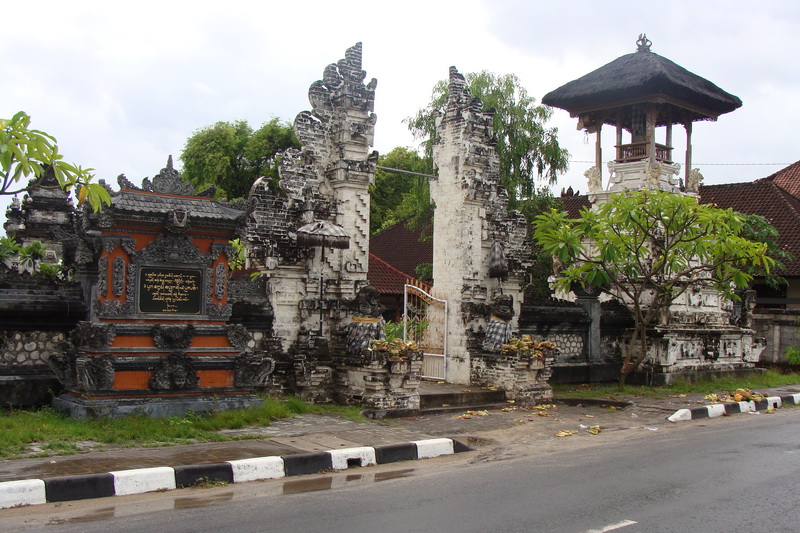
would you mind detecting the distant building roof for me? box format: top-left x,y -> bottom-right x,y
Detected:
700,171 -> 800,277
370,222 -> 432,278
560,194 -> 591,219
367,253 -> 412,296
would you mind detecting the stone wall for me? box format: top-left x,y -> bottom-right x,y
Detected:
751,309 -> 800,363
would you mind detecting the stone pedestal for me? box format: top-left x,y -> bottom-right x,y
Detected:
470,350 -> 554,403
334,351 -> 422,416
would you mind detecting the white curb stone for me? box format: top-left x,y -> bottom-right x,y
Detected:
0,479 -> 47,509
788,394 -> 800,405
667,408 -> 693,422
111,467 -> 176,496
328,447 -> 377,470
228,456 -> 285,483
737,401 -> 756,413
765,396 -> 782,408
413,438 -> 454,459
707,404 -> 726,418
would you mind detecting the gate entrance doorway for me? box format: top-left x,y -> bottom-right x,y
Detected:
403,280 -> 448,380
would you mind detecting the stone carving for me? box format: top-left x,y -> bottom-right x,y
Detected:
112,257 -> 125,296
139,156 -> 195,196
645,160 -> 661,188
71,322 -> 117,349
227,324 -> 252,350
234,351 -> 276,387
75,354 -> 115,391
346,285 -> 386,355
167,209 -> 190,234
152,324 -> 195,349
685,168 -> 704,193
482,295 -> 515,353
47,352 -> 78,388
117,174 -> 138,190
97,256 -> 108,295
207,302 -> 233,319
149,351 -> 199,390
215,263 -> 226,300
740,289 -> 757,328
135,233 -> 208,265
488,241 -> 508,280
585,166 -> 602,192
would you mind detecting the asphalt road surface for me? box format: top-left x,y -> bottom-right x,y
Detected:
5,408 -> 800,533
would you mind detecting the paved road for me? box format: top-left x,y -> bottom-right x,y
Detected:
5,407 -> 799,532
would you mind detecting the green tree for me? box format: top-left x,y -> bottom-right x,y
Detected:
533,190 -> 774,386
370,147 -> 433,235
739,213 -> 793,290
180,118 -> 299,199
406,71 -> 569,206
1,111 -> 110,211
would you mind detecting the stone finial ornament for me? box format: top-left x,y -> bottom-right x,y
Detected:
636,33 -> 652,52
685,168 -> 704,193
584,166 -> 602,192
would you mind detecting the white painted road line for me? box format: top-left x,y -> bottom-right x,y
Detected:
584,519 -> 638,533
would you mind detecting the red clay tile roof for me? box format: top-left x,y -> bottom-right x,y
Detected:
700,175 -> 800,277
369,222 -> 433,278
765,160 -> 800,199
560,194 -> 592,219
367,253 -> 414,295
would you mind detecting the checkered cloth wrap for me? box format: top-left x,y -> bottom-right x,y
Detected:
482,316 -> 513,353
347,316 -> 386,354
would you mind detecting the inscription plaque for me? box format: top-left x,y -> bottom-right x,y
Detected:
139,267 -> 203,314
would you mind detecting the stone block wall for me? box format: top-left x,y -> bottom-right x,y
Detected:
751,309 -> 800,363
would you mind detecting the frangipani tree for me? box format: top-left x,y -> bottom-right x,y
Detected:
533,190 -> 774,385
1,111 -> 110,211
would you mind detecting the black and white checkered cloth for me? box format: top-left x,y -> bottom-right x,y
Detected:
482,316 -> 512,353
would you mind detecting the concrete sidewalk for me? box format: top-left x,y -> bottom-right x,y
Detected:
2,384 -> 799,509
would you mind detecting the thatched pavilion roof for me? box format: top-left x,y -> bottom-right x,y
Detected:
542,35 -> 742,126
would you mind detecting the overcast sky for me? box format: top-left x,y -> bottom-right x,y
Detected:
3,0 -> 799,217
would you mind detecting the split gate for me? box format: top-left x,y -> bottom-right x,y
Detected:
403,280 -> 448,380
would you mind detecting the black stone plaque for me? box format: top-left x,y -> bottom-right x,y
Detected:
139,267 -> 203,314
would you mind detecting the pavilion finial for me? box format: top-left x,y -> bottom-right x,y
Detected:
636,33 -> 652,52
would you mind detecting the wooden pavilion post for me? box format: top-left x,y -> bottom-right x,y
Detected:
646,105 -> 657,166
595,122 -> 603,177
684,121 -> 693,185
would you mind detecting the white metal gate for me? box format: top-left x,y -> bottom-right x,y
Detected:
403,280 -> 448,380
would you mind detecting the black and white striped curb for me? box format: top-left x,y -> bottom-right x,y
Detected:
667,393 -> 800,423
0,438 -> 470,509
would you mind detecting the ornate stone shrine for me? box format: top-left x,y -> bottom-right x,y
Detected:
50,158 -> 273,417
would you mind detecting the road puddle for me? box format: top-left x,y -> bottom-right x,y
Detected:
283,468 -> 415,494
174,491 -> 235,509
38,468 -> 417,524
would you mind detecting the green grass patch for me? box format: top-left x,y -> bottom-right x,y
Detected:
0,396 -> 364,460
553,370 -> 800,400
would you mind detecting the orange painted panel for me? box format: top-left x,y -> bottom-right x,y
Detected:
197,370 -> 233,388
114,371 -> 151,390
191,336 -> 231,348
112,336 -> 156,348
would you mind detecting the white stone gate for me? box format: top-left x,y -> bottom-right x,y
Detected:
403,280 -> 448,380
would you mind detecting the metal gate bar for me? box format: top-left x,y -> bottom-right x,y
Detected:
403,281 -> 448,380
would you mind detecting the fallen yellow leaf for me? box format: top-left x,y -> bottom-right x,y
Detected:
555,430 -> 577,437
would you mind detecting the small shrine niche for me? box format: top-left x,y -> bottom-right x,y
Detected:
543,34 -> 742,196
50,157 -> 273,418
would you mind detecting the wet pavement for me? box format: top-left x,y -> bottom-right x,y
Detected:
2,384 -> 798,483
